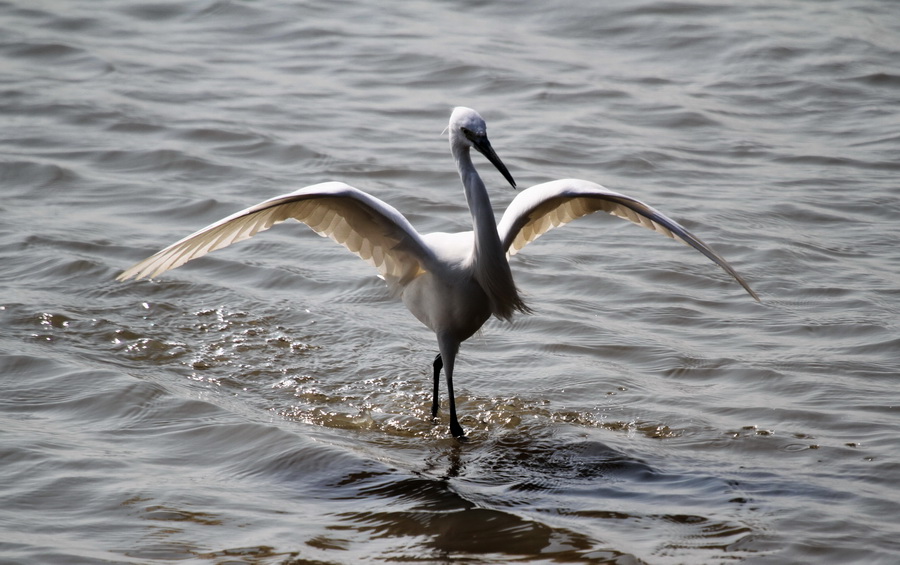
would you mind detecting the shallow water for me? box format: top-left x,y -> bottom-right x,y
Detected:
2,0 -> 899,563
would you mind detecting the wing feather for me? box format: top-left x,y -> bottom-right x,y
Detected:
497,179 -> 758,300
117,182 -> 434,286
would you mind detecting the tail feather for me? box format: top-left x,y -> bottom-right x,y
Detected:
474,255 -> 531,321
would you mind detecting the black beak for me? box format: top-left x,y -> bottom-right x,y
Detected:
468,133 -> 517,189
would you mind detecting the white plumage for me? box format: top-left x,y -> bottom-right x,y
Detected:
119,107 -> 757,438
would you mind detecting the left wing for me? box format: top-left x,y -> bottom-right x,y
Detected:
497,179 -> 759,300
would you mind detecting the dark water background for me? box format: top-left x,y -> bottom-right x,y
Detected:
2,1 -> 899,563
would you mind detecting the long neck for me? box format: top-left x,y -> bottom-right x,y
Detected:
453,144 -> 530,320
455,148 -> 502,260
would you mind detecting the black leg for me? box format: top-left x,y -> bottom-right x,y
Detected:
431,353 -> 442,419
446,370 -> 465,439
436,337 -> 465,439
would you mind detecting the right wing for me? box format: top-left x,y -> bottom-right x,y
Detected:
117,182 -> 435,286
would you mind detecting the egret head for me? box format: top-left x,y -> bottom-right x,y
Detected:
449,107 -> 516,189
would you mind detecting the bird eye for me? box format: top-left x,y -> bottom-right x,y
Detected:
460,127 -> 478,141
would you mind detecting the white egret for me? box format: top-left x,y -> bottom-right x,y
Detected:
118,107 -> 758,438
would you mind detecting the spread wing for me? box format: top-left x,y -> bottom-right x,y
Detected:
117,182 -> 434,286
497,179 -> 758,300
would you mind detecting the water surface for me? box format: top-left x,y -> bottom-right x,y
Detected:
2,1 -> 899,563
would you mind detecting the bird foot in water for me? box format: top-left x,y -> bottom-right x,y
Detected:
431,412 -> 467,440
450,421 -> 467,440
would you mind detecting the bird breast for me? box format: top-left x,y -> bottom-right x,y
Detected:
400,230 -> 491,342
401,270 -> 492,342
